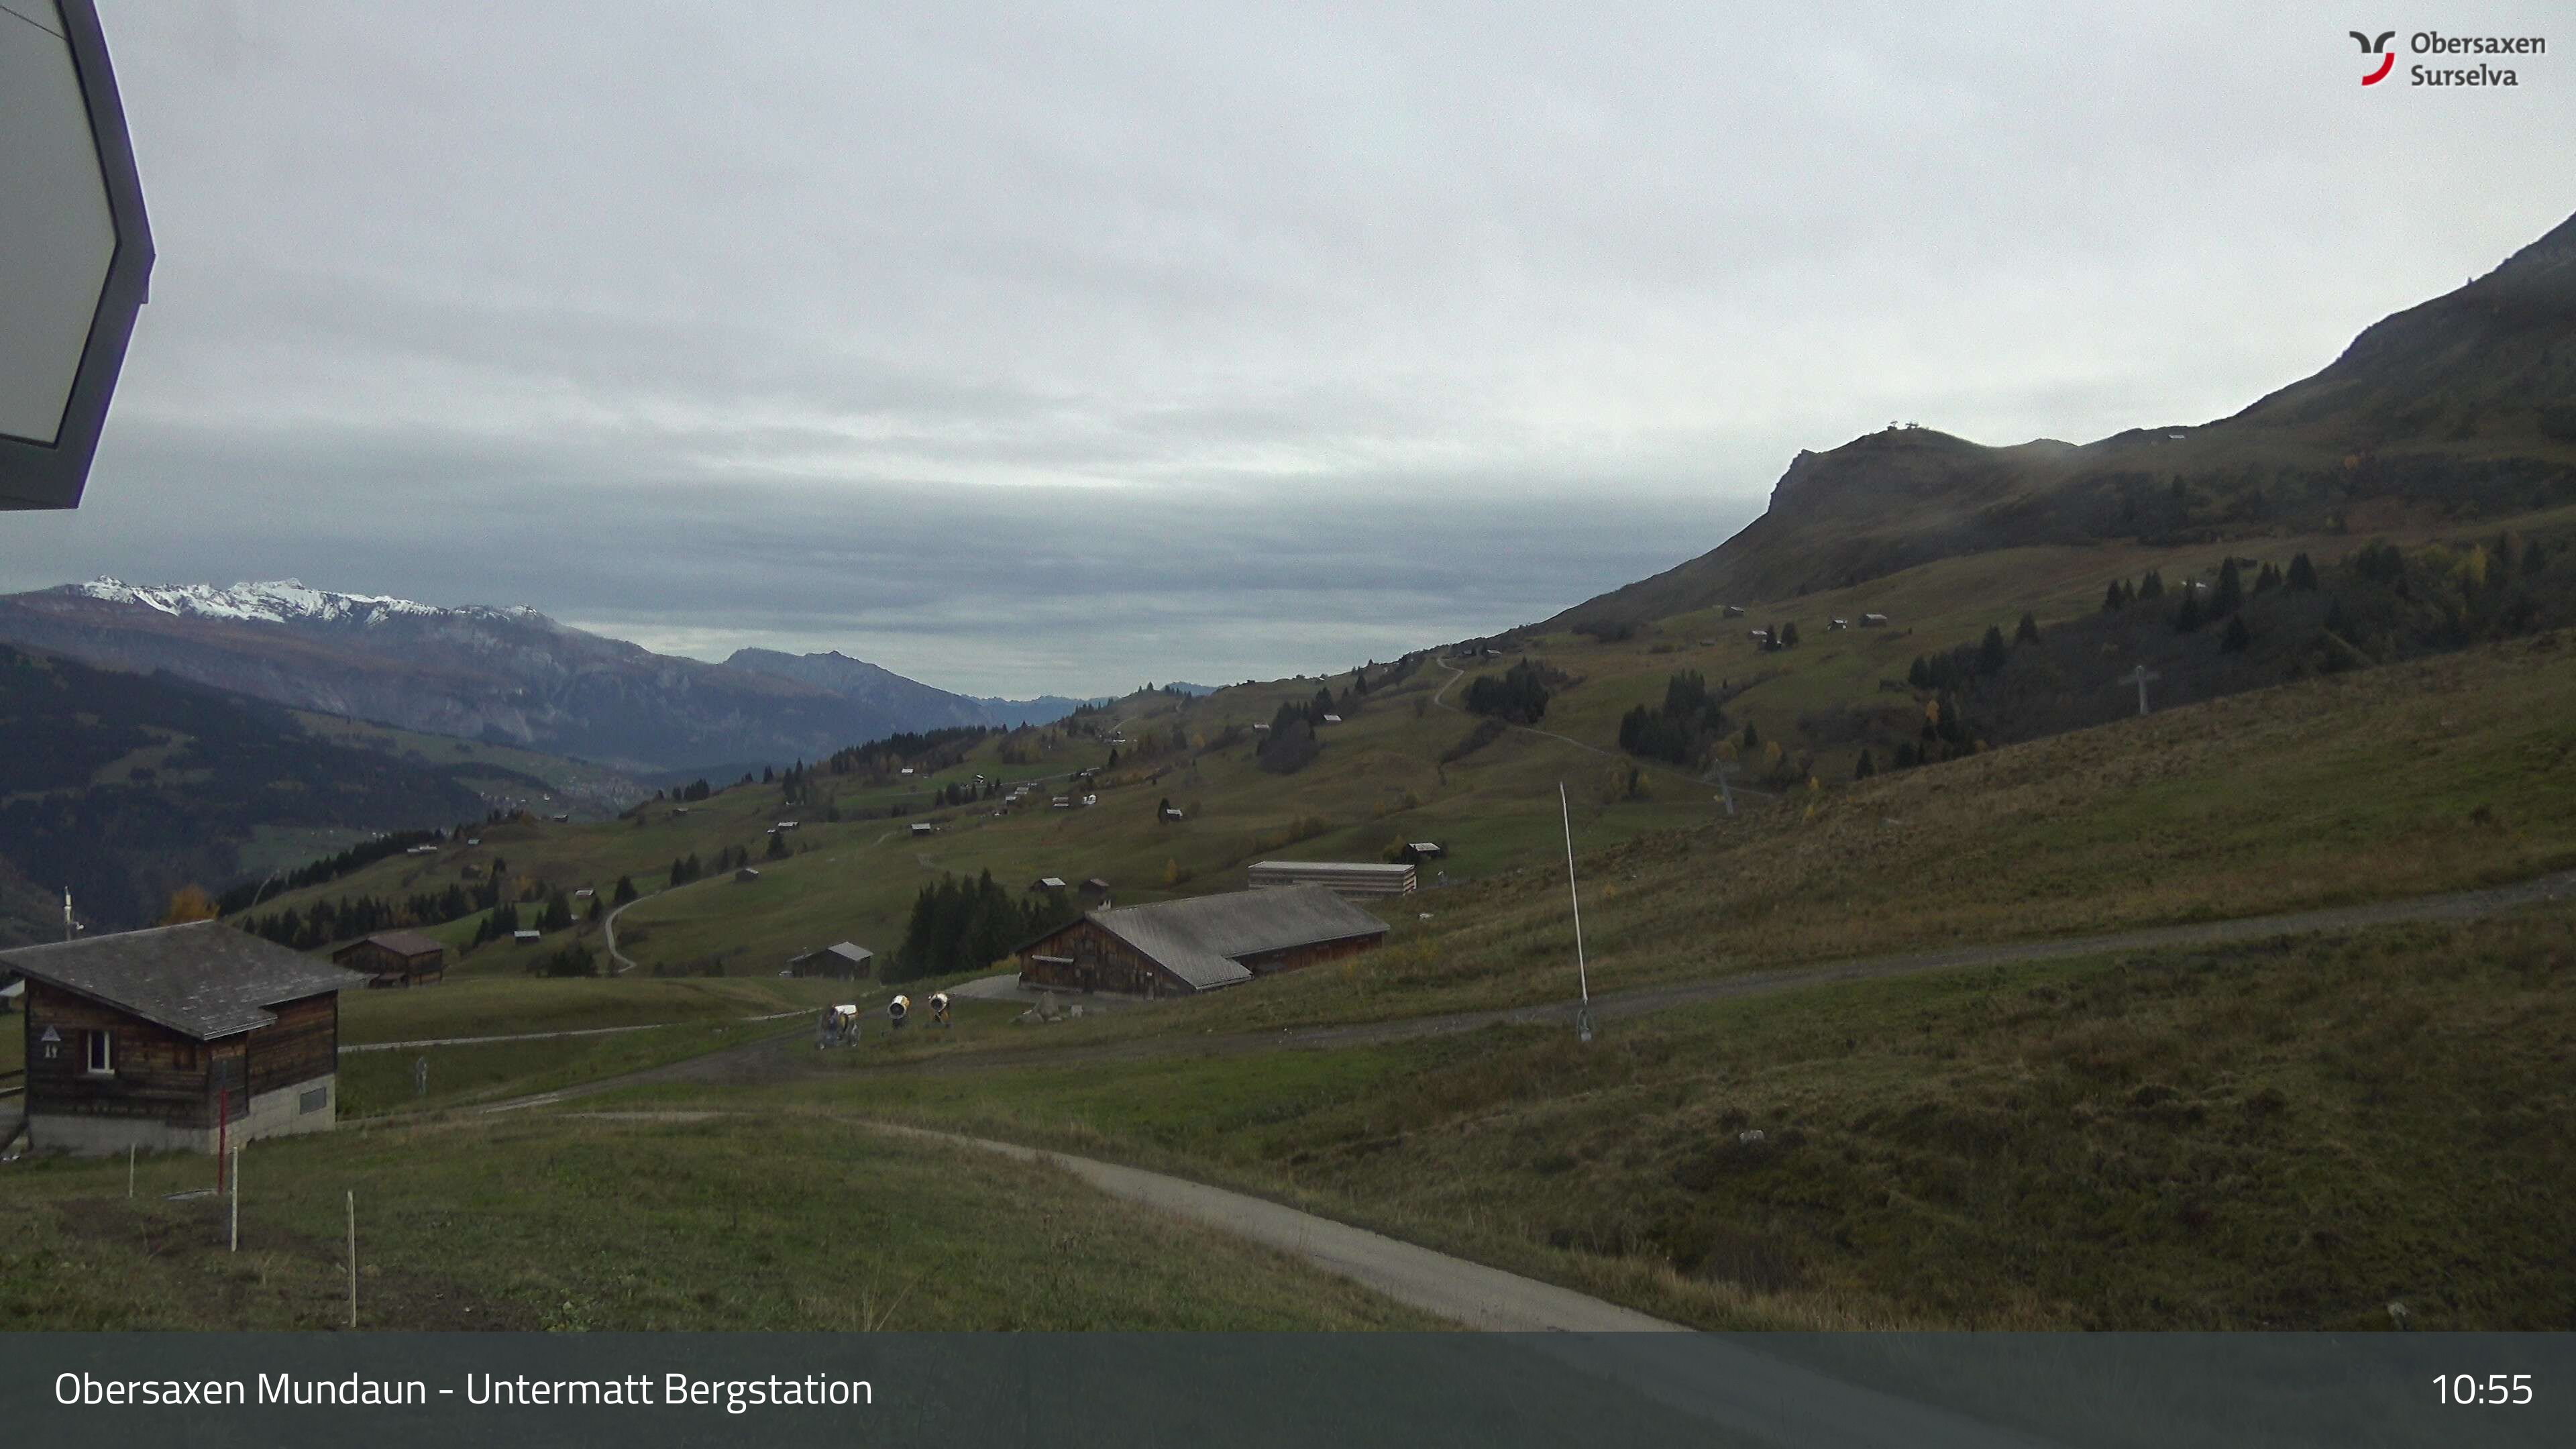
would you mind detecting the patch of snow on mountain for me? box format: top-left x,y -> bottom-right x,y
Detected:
65,578 -> 541,627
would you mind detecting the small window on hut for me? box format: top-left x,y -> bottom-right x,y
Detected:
299,1085 -> 330,1116
83,1030 -> 114,1075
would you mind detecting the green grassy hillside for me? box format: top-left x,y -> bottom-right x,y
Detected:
239,504 -> 2576,1010
0,1113 -> 1439,1330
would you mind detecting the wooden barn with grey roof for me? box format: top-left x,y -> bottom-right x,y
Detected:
1014,885 -> 1389,997
331,928 -> 447,988
3,920 -> 365,1157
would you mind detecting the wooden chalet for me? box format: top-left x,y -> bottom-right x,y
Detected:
1015,885 -> 1388,998
330,929 -> 447,989
788,943 -> 873,979
3,920 -> 365,1157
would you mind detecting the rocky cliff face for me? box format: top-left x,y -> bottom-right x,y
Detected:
0,580 -> 1013,771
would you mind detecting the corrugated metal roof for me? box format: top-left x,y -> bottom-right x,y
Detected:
1091,886 -> 1388,991
0,920 -> 366,1041
1248,860 -> 1417,880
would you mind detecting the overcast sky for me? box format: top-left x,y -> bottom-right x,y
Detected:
3,3 -> 2569,696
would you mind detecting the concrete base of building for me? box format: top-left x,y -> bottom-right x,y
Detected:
26,1075 -> 339,1157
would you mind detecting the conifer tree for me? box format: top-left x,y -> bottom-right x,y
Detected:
2212,558 -> 2244,616
2286,552 -> 2318,591
2174,590 -> 2202,632
1978,625 -> 2009,674
2221,614 -> 2251,653
2102,580 -> 2126,612
1854,749 -> 1876,780
2139,569 -> 2165,600
2014,611 -> 2041,646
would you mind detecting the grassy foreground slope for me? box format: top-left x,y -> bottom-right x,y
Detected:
745,906 -> 2576,1332
0,1113 -> 1440,1331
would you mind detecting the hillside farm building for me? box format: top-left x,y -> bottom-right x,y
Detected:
3,922 -> 364,1156
1861,613 -> 1889,627
1015,886 -> 1388,997
789,943 -> 873,979
1247,860 -> 1417,897
330,930 -> 446,989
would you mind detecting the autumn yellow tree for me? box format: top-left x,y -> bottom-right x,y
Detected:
161,885 -> 220,924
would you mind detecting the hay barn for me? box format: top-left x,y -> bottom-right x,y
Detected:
1014,886 -> 1388,997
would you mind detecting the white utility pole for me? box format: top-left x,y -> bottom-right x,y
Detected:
1558,784 -> 1593,1042
2122,664 -> 2162,716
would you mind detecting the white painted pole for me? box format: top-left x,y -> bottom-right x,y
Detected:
1558,783 -> 1590,1008
346,1190 -> 358,1328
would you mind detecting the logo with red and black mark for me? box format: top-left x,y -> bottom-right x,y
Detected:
2351,29 -> 2548,87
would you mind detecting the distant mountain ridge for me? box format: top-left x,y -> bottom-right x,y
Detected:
0,579 -> 1076,772
1553,209 -> 2576,628
721,647 -> 1087,730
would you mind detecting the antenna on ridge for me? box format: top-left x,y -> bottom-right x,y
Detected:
1559,783 -> 1593,1043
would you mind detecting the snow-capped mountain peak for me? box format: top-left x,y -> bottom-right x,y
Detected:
64,577 -> 541,627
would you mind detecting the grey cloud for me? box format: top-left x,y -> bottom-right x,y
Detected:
3,3 -> 2567,696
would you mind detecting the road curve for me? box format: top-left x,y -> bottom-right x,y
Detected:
867,1120 -> 1675,1330
855,1120 -> 2048,1446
